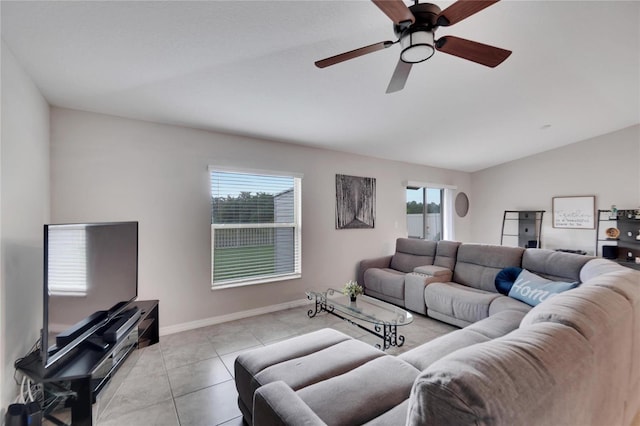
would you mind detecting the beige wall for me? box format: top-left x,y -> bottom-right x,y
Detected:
1,41 -> 50,413
470,125 -> 640,254
50,107 -> 472,331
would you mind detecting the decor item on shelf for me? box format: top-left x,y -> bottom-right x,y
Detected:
636,230 -> 640,241
606,227 -> 620,239
635,209 -> 640,219
342,280 -> 363,302
610,204 -> 618,219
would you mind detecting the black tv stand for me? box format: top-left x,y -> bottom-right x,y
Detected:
84,336 -> 109,351
102,306 -> 141,343
16,300 -> 159,426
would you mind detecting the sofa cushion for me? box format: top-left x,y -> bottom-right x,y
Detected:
407,322 -> 595,426
522,249 -> 593,282
399,310 -> 525,371
519,282 -> 634,426
255,339 -> 384,392
488,295 -> 532,316
390,239 -> 437,273
424,281 -> 501,324
414,265 -> 452,277
433,240 -> 461,270
453,244 -> 525,292
520,284 -> 631,342
364,268 -> 405,299
494,266 -> 522,295
507,269 -> 579,306
362,400 -> 409,426
297,355 -> 420,426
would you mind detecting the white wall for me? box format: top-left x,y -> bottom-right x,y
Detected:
471,125 -> 640,254
50,107 -> 472,331
0,41 -> 50,413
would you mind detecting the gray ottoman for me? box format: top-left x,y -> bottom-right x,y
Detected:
234,328 -> 420,425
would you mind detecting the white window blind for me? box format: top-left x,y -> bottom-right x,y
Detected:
47,227 -> 88,296
209,168 -> 302,288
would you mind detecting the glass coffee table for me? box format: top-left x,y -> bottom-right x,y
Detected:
306,288 -> 413,350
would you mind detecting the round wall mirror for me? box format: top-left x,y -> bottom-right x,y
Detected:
455,192 -> 469,217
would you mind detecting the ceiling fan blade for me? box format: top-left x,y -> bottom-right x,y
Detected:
435,35 -> 511,68
315,41 -> 394,69
386,59 -> 412,94
372,0 -> 415,24
437,0 -> 499,26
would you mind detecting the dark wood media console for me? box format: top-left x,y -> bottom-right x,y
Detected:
16,300 -> 159,426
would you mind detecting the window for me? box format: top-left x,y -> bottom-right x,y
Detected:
406,183 -> 455,241
209,167 -> 302,288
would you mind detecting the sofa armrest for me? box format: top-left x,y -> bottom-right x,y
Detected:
413,265 -> 453,281
254,381 -> 327,426
357,255 -> 393,287
404,269 -> 453,315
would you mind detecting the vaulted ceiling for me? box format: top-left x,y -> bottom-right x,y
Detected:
2,1 -> 639,172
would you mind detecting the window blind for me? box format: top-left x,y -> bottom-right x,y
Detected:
209,169 -> 302,287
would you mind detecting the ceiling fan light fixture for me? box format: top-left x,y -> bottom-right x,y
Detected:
400,28 -> 435,63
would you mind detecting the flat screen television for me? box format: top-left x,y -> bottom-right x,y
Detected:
42,221 -> 138,368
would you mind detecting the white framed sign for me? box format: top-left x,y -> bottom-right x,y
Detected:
552,196 -> 595,229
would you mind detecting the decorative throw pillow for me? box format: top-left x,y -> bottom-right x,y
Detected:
495,267 -> 523,295
508,269 -> 579,306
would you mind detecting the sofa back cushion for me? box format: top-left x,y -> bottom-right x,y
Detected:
453,244 -> 525,292
519,282 -> 633,426
433,240 -> 461,270
407,322 -> 595,426
390,238 -> 437,273
522,249 -> 593,282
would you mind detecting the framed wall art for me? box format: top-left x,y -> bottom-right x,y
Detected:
336,174 -> 376,229
552,195 -> 595,229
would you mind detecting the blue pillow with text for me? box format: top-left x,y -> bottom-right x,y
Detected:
495,267 -> 523,295
508,269 -> 579,306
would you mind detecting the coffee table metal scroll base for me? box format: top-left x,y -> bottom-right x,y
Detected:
306,291 -> 405,351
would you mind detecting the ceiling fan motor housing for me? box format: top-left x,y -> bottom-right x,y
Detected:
395,3 -> 441,63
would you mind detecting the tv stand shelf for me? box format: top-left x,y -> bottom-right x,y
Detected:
16,300 -> 159,426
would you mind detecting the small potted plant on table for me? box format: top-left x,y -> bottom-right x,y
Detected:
343,280 -> 364,303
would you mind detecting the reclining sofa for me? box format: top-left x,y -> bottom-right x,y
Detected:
235,240 -> 640,426
358,238 -> 592,327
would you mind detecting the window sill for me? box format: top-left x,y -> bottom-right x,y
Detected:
211,273 -> 302,290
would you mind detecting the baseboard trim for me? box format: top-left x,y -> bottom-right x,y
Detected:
159,298 -> 309,336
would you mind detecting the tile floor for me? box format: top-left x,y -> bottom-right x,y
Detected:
45,304 -> 457,426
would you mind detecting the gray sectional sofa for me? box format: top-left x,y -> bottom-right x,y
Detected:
235,240 -> 640,425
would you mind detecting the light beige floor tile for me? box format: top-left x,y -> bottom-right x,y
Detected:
97,399 -> 179,426
167,357 -> 232,397
161,328 -> 210,348
127,344 -> 166,379
209,330 -> 262,355
99,373 -> 173,421
174,380 -> 241,426
217,416 -> 244,426
162,340 -> 217,370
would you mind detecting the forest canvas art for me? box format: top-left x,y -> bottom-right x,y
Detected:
335,174 -> 376,229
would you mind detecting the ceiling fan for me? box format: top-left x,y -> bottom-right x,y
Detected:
315,0 -> 512,93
